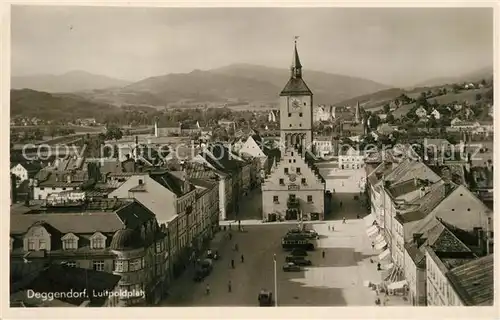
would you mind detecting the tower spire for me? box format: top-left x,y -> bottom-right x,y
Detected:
355,101 -> 361,123
291,36 -> 302,79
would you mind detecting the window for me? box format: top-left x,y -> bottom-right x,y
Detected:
289,124 -> 292,127
307,195 -> 313,203
156,242 -> 162,253
91,237 -> 105,249
52,187 -> 56,190
40,187 -> 45,190
66,261 -> 77,268
39,239 -> 47,250
299,123 -> 302,127
63,239 -> 77,250
129,258 -> 142,271
289,194 -> 296,201
296,168 -> 301,174
289,160 -> 291,163
303,102 -> 306,106
279,178 -> 284,185
301,178 -> 306,185
293,159 -> 296,163
62,187 -> 66,191
93,260 -> 105,271
27,239 -> 36,251
114,260 -> 127,272
90,232 -> 107,250
273,196 -> 279,203
299,113 -> 303,117
284,168 -> 289,174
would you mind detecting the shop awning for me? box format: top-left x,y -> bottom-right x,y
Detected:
363,213 -> 376,227
387,280 -> 408,290
378,249 -> 390,260
375,240 -> 387,250
366,225 -> 378,237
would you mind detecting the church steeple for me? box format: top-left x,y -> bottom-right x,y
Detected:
355,101 -> 361,124
291,37 -> 302,79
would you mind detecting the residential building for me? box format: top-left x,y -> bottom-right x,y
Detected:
430,109 -> 441,120
10,162 -> 43,185
415,106 -> 427,118
218,119 -> 236,130
107,170 -> 197,278
153,118 -> 181,137
425,246 -> 492,306
238,135 -> 268,169
261,39 -> 326,221
312,136 -> 333,157
338,145 -> 365,170
10,199 -> 168,306
188,174 -> 220,247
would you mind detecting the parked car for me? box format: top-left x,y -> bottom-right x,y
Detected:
286,229 -> 319,240
282,262 -> 301,272
258,290 -> 273,306
285,256 -> 312,266
290,248 -> 308,257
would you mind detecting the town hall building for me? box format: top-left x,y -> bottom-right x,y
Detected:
261,39 -> 326,221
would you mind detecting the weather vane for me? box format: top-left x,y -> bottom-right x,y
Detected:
294,35 -> 300,43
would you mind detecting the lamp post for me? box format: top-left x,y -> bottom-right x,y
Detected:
273,253 -> 278,307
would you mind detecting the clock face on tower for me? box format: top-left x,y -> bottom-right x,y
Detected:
290,97 -> 301,110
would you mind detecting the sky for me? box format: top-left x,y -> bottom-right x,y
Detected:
11,6 -> 494,87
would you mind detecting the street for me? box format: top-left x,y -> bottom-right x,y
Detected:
160,194 -> 401,306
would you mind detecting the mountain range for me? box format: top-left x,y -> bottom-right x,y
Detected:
410,66 -> 493,88
11,70 -> 131,93
10,64 -> 493,108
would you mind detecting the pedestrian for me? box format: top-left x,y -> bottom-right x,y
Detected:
228,280 -> 232,293
328,225 -> 331,231
229,232 -> 232,240
241,254 -> 244,263
331,224 -> 335,231
234,243 -> 239,251
340,201 -> 343,208
231,259 -> 235,269
206,284 -> 210,295
322,251 -> 325,258
371,242 -> 375,250
342,217 -> 346,224
357,214 -> 360,219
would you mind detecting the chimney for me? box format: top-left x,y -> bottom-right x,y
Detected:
11,174 -> 17,205
67,175 -> 72,184
414,177 -> 418,186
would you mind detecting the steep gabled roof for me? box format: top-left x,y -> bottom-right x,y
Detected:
280,78 -> 313,96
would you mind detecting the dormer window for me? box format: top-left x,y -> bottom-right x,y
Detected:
90,232 -> 107,250
62,233 -> 79,250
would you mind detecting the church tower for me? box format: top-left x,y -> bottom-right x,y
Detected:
279,39 -> 313,151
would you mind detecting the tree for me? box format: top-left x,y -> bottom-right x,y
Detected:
475,93 -> 482,101
481,79 -> 487,86
386,113 -> 395,124
382,104 -> 390,114
105,126 -> 123,141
